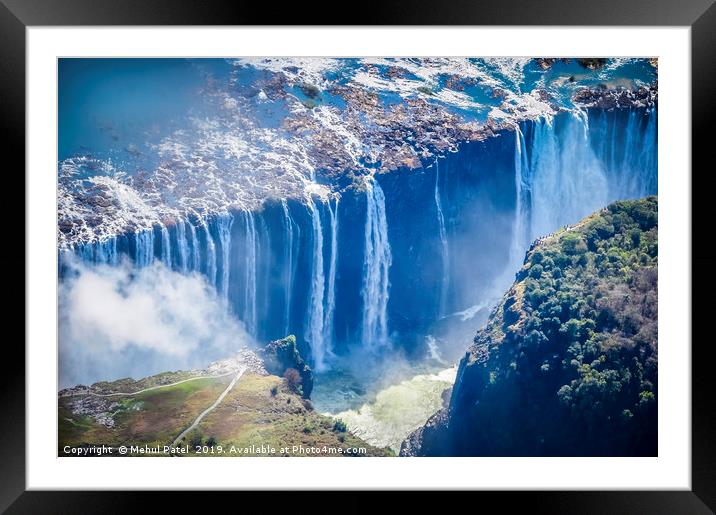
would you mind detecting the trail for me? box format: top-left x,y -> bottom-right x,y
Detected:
172,367 -> 246,447
80,371 -> 237,398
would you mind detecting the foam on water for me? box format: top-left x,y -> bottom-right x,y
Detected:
325,366 -> 457,452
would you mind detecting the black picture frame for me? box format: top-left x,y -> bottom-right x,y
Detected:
2,0 -> 713,511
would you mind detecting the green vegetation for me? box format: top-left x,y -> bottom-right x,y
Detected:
299,83 -> 321,99
259,335 -> 314,398
193,374 -> 391,456
58,375 -> 233,454
416,86 -> 434,96
58,369 -> 389,457
448,197 -> 657,456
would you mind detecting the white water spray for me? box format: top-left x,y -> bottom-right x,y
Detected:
529,112 -> 608,240
135,229 -> 154,268
305,197 -> 327,369
186,220 -> 200,272
508,125 -> 531,270
242,210 -> 257,337
216,212 -> 234,305
175,220 -> 189,273
160,224 -> 172,267
434,158 -> 449,316
324,197 -> 340,347
281,199 -> 295,336
361,176 -> 392,350
203,220 -> 217,288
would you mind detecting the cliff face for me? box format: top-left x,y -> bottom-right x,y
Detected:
402,197 -> 658,456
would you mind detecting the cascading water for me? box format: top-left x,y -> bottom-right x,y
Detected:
160,224 -> 172,267
63,107 -> 657,369
434,158 -> 449,316
187,220 -> 200,272
135,229 -> 154,268
175,219 -> 189,273
527,111 -> 609,241
281,199 -> 296,336
589,106 -> 657,199
80,237 -> 118,265
324,197 -> 339,348
203,220 -> 217,288
508,125 -> 531,269
361,176 -> 392,351
305,197 -> 328,369
242,209 -> 258,337
216,212 -> 234,305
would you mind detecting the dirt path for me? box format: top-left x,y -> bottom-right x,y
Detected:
172,367 -> 246,447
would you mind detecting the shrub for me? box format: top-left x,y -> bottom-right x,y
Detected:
333,419 -> 348,432
283,368 -> 303,393
189,434 -> 202,448
270,385 -> 279,397
299,83 -> 321,99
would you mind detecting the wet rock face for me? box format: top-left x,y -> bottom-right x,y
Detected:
258,335 -> 314,398
399,408 -> 450,457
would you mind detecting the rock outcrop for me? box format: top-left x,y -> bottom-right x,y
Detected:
403,197 -> 658,456
258,335 -> 314,398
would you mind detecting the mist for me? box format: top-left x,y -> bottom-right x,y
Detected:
58,258 -> 252,389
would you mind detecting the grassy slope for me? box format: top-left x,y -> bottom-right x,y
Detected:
184,373 -> 390,456
59,372 -> 391,457
59,376 -> 232,452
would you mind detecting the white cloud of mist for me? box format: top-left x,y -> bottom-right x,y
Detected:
59,259 -> 252,389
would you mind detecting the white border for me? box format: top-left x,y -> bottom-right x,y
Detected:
27,27 -> 691,490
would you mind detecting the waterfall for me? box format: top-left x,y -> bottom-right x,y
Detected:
203,220 -> 217,287
160,224 -> 172,267
187,220 -> 200,272
258,216 -> 271,334
82,237 -> 117,265
508,125 -> 531,268
216,212 -> 234,305
243,210 -> 257,337
361,176 -> 392,350
529,112 -> 608,240
281,199 -> 295,336
134,228 -> 154,268
612,107 -> 657,198
305,196 -> 327,370
324,197 -> 340,348
434,158 -> 449,316
175,220 -> 189,273
640,107 -> 658,194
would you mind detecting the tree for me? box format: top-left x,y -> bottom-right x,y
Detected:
283,368 -> 303,394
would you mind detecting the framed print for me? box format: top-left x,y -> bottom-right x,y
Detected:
3,0 -> 715,511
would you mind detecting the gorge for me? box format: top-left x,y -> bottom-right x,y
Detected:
58,58 -> 658,455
